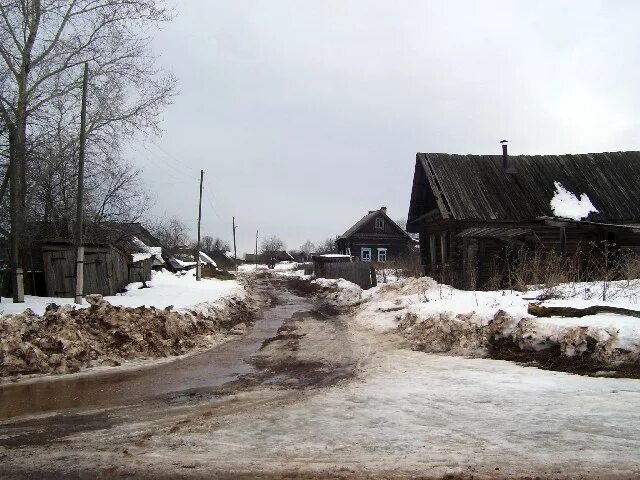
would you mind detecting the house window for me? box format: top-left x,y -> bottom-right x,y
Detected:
378,248 -> 388,262
375,217 -> 384,230
361,247 -> 372,262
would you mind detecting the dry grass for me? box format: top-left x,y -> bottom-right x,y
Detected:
487,242 -> 640,296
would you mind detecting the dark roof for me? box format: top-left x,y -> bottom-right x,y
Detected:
339,209 -> 414,240
97,222 -> 164,254
409,151 -> 640,225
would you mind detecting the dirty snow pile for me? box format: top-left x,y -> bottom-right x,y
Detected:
0,271 -> 254,377
550,181 -> 598,220
312,277 -> 363,305
352,277 -> 640,369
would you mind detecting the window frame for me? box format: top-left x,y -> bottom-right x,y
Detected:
361,247 -> 372,262
375,217 -> 384,230
377,248 -> 388,262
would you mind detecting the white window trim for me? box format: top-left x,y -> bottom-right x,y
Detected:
377,248 -> 388,262
361,247 -> 372,262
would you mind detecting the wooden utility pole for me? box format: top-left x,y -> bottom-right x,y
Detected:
255,230 -> 258,269
196,169 -> 204,281
232,216 -> 238,271
74,63 -> 89,305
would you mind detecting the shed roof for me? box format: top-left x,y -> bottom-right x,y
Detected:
409,151 -> 640,224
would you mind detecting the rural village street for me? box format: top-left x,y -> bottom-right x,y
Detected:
1,273 -> 640,479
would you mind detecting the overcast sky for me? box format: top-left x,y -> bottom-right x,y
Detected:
125,0 -> 640,255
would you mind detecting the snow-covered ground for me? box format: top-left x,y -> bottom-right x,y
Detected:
323,275 -> 640,364
0,269 -> 244,316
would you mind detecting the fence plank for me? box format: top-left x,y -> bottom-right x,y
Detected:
318,262 -> 375,289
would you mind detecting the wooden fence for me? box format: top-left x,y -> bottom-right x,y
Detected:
316,261 -> 377,290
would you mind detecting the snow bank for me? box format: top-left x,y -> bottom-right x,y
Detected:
0,270 -> 253,377
347,276 -> 640,367
550,181 -> 598,220
312,277 -> 363,305
0,269 -> 244,316
0,295 -> 255,377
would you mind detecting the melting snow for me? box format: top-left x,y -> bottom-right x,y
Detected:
550,181 -> 598,220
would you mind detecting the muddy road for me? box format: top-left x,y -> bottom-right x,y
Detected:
0,274 -> 370,478
0,279 -> 307,419
2,274 -> 640,480
0,275 -> 358,440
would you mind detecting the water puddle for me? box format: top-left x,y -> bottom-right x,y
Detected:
0,285 -> 312,421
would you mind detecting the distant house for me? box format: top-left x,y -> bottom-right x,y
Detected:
406,148 -> 640,288
170,248 -> 217,271
336,207 -> 416,262
244,251 -> 294,264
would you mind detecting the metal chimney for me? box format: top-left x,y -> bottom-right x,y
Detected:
501,140 -> 515,174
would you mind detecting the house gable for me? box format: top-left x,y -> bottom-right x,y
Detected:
339,209 -> 413,241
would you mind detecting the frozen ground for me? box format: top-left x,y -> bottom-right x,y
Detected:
1,273 -> 639,478
0,269 -> 244,316
145,348 -> 640,477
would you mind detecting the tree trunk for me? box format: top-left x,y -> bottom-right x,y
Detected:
9,120 -> 25,302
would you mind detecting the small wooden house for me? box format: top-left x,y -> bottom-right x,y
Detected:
406,148 -> 640,288
336,207 -> 416,262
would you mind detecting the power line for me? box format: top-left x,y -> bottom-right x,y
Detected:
150,141 -> 200,172
138,143 -> 199,182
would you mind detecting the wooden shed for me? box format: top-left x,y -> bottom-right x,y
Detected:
40,239 -> 131,297
406,148 -> 640,289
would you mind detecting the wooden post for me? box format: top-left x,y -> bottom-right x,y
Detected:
74,63 -> 89,304
255,230 -> 258,269
196,169 -> 203,281
232,216 -> 238,271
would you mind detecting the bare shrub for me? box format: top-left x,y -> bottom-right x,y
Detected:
486,242 -> 640,293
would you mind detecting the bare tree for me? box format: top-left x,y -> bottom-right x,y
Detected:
299,240 -> 315,260
315,237 -> 337,254
300,240 -> 315,254
201,235 -> 230,253
260,235 -> 285,255
149,217 -> 189,254
0,0 -> 176,300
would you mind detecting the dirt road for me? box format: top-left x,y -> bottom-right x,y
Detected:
1,274 -> 640,479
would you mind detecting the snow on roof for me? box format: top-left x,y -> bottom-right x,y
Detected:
132,252 -> 153,262
550,181 -> 599,221
199,251 -> 217,266
131,236 -> 163,260
319,254 -> 351,258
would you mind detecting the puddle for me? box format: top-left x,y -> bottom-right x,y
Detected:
0,283 -> 313,421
